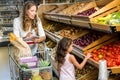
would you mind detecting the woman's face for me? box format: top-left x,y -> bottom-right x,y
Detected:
27,5 -> 37,19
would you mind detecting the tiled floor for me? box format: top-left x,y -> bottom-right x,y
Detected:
0,47 -> 11,80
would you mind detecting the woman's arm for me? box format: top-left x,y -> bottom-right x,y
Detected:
13,18 -> 20,37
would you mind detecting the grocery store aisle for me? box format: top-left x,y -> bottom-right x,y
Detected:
0,47 -> 11,80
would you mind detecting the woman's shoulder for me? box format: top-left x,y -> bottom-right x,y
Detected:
14,17 -> 21,22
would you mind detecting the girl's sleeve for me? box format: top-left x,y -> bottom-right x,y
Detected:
37,18 -> 45,37
13,18 -> 20,37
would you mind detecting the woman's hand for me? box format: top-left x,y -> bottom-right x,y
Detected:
26,32 -> 33,37
23,32 -> 33,39
30,36 -> 46,43
30,37 -> 39,42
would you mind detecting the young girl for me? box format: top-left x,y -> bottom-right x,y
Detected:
55,37 -> 92,80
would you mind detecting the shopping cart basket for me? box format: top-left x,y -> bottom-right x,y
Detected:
8,42 -> 53,80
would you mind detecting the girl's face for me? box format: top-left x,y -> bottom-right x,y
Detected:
67,43 -> 73,53
27,5 -> 37,19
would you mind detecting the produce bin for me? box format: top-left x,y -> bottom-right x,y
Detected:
71,16 -> 91,28
43,12 -> 51,20
85,37 -> 120,74
73,32 -> 118,52
89,0 -> 120,18
75,63 -> 98,80
54,27 -> 89,40
90,6 -> 120,32
58,14 -> 71,24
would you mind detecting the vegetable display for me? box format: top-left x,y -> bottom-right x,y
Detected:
73,32 -> 104,48
77,7 -> 97,16
92,12 -> 120,25
87,40 -> 120,67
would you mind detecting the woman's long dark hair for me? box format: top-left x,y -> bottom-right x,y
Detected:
55,37 -> 72,67
22,1 -> 38,32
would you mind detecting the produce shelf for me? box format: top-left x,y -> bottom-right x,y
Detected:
45,29 -> 99,68
86,37 -> 120,73
71,18 -> 91,29
43,12 -> 51,20
58,14 -> 71,24
45,30 -> 61,42
90,23 -> 117,33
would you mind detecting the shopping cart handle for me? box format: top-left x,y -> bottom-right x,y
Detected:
26,41 -> 35,44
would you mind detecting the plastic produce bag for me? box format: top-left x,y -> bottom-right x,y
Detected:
10,37 -> 32,62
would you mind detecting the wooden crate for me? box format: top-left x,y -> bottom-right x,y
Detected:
86,37 -> 120,73
71,19 -> 90,28
50,4 -> 69,13
73,1 -> 97,15
83,34 -> 118,51
77,69 -> 98,80
73,33 -> 118,52
43,12 -> 51,20
87,37 -> 119,52
89,0 -> 120,18
55,27 -> 89,40
90,6 -> 120,32
58,14 -> 71,24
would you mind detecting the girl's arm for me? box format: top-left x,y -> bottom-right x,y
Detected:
70,53 -> 92,69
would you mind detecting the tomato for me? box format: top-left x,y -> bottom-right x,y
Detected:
93,57 -> 99,62
112,61 -> 117,67
101,45 -> 108,50
109,54 -> 114,59
107,60 -> 114,67
116,55 -> 120,65
92,53 -> 97,57
106,52 -> 112,56
92,49 -> 97,54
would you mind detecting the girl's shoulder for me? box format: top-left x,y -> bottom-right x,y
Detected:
69,54 -> 75,60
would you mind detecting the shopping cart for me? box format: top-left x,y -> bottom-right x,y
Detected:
8,41 -> 53,80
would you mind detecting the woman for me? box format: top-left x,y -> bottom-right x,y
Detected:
13,1 -> 46,55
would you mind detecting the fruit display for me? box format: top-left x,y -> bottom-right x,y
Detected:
92,12 -> 120,25
55,26 -> 87,39
58,2 -> 88,15
77,7 -> 97,16
73,31 -> 104,48
46,37 -> 56,48
86,40 -> 120,67
75,63 -> 97,79
43,21 -> 65,32
50,5 -> 69,13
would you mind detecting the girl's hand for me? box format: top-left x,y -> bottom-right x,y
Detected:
85,53 -> 92,60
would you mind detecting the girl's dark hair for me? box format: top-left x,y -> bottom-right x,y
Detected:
55,37 -> 72,66
22,1 -> 38,32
